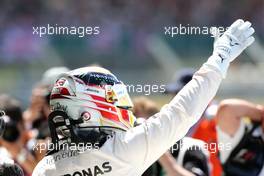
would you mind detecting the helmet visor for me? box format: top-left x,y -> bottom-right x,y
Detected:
106,84 -> 133,109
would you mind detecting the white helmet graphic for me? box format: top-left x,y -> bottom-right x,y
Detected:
48,66 -> 136,148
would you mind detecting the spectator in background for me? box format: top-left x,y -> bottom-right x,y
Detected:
133,96 -> 160,176
164,68 -> 214,136
0,141 -> 24,176
133,96 -> 209,176
192,99 -> 264,176
0,110 -> 14,166
165,69 -> 223,176
0,94 -> 38,175
0,163 -> 24,176
164,69 -> 213,176
22,84 -> 51,162
24,66 -> 69,129
132,96 -> 159,121
23,84 -> 50,131
165,68 -> 195,95
23,67 -> 69,162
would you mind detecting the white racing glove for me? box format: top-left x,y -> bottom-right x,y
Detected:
207,19 -> 255,77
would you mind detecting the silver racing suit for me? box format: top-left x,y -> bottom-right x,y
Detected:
33,56 -> 224,176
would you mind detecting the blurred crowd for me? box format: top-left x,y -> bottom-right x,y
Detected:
0,67 -> 69,176
0,0 -> 263,31
0,0 -> 264,65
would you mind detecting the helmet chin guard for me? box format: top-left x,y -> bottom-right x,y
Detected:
47,110 -> 109,154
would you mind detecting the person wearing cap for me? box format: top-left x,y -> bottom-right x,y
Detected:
165,69 -> 195,94
164,69 -> 211,176
22,67 -> 70,163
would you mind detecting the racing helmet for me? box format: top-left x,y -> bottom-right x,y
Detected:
48,66 -> 136,146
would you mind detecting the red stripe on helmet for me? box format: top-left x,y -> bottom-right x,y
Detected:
100,110 -> 120,122
119,108 -> 130,122
50,87 -> 71,99
84,93 -> 106,102
50,94 -> 70,100
60,87 -> 71,95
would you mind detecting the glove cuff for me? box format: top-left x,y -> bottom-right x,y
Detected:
205,54 -> 230,78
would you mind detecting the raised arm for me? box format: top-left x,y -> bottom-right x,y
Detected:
113,19 -> 255,173
216,99 -> 264,136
